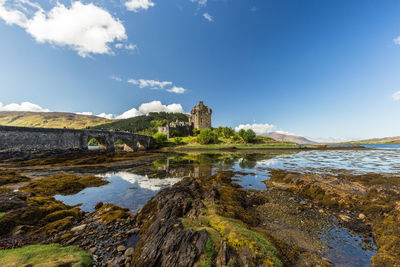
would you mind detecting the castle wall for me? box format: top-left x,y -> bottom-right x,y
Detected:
190,101 -> 212,130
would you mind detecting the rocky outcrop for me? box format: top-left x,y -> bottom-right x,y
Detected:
132,179 -> 207,267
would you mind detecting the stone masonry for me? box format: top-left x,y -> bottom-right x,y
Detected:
0,125 -> 153,152
189,101 -> 212,130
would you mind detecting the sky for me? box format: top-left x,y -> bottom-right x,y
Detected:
1,0 -> 400,142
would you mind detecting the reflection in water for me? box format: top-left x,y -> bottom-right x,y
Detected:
54,149 -> 397,266
55,172 -> 182,212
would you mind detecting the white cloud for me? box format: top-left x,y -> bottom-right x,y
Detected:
167,86 -> 186,94
97,112 -> 115,119
125,43 -> 137,51
116,108 -> 142,119
114,101 -> 185,119
76,111 -> 93,116
138,101 -> 184,114
0,1 -> 127,57
392,91 -> 400,101
125,0 -> 155,12
235,123 -> 276,134
0,101 -> 51,112
393,37 -> 400,45
275,130 -> 296,136
203,13 -> 213,22
111,75 -> 122,82
190,0 -> 207,6
127,77 -> 188,94
128,79 -> 173,89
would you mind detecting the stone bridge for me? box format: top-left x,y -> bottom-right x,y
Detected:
0,126 -> 153,152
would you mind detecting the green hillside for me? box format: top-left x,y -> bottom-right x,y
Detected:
93,112 -> 189,135
0,111 -> 110,129
347,136 -> 400,145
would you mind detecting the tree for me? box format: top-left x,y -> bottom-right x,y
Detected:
215,127 -> 235,138
197,128 -> 218,145
238,129 -> 246,138
243,129 -> 256,143
153,132 -> 168,146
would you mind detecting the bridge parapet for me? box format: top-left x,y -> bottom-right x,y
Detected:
0,126 -> 153,152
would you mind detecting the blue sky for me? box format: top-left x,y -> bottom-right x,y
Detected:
1,0 -> 400,141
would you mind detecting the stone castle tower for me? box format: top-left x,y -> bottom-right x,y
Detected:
190,101 -> 212,130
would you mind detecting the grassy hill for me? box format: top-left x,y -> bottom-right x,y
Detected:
346,136 -> 400,145
0,111 -> 111,129
93,112 -> 189,135
261,132 -> 317,145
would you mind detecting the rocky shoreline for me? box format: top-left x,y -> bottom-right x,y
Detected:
0,151 -> 398,266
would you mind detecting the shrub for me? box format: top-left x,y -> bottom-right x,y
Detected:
153,133 -> 168,146
243,129 -> 256,143
231,134 -> 242,143
214,127 -> 235,138
192,128 -> 200,136
238,129 -> 246,138
197,129 -> 218,145
170,130 -> 179,137
172,137 -> 184,145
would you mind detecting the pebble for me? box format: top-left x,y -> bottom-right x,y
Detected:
338,214 -> 351,222
89,247 -> 97,254
358,213 -> 366,220
117,245 -> 126,253
71,224 -> 86,232
125,247 -> 135,256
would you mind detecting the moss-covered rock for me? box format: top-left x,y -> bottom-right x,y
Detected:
0,168 -> 30,186
20,174 -> 109,196
266,170 -> 400,266
0,244 -> 92,267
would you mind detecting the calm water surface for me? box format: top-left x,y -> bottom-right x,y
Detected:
54,147 -> 400,266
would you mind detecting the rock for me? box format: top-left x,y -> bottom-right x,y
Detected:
89,247 -> 97,254
300,200 -> 307,205
338,214 -> 351,222
126,228 -> 139,235
132,179 -> 208,267
358,213 -> 366,220
117,245 -> 126,253
124,248 -> 135,256
0,193 -> 27,212
71,224 -> 86,232
65,236 -> 79,245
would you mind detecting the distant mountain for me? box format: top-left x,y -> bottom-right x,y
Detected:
0,111 -> 110,129
93,112 -> 189,135
346,136 -> 400,145
261,132 -> 317,145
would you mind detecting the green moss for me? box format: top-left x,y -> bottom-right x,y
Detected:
40,208 -> 81,224
21,174 -> 109,196
40,216 -> 74,235
0,213 -> 5,219
96,203 -> 130,223
186,202 -> 283,267
0,244 -> 92,267
0,168 -> 30,186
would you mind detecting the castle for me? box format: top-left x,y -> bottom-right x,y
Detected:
189,101 -> 212,130
158,101 -> 212,137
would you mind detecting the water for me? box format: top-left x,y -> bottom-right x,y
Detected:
362,144 -> 400,149
53,148 -> 399,266
55,171 -> 182,212
257,148 -> 400,175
